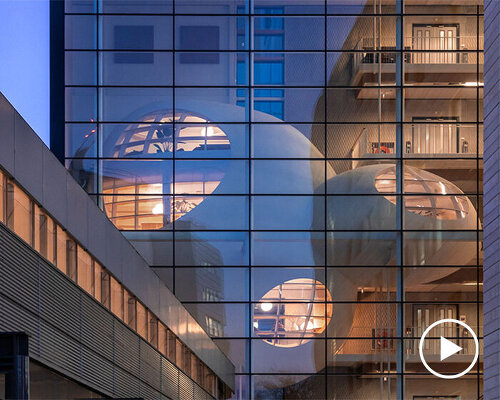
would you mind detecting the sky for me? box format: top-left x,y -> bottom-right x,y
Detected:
0,0 -> 50,145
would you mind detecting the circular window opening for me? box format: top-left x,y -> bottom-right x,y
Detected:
111,110 -> 230,157
374,165 -> 469,220
101,110 -> 230,230
254,279 -> 332,348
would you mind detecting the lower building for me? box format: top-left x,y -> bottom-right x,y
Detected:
0,92 -> 235,399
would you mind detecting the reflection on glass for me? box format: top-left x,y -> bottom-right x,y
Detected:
375,165 -> 470,220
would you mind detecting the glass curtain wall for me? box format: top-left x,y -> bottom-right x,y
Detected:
63,0 -> 483,398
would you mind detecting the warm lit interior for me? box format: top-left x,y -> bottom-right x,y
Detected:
112,111 -> 230,157
375,165 -> 469,220
254,279 -> 333,348
102,111 -> 229,230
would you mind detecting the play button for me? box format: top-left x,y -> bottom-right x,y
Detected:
440,336 -> 462,361
419,318 -> 479,379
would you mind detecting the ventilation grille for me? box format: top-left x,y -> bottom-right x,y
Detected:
0,224 -> 215,400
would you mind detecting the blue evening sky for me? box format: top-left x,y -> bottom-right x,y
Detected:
0,0 -> 50,145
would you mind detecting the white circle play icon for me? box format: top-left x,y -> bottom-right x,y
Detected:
419,318 -> 479,379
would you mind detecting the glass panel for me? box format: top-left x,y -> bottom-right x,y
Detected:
254,16 -> 324,51
252,338 -> 325,373
253,283 -> 330,343
175,268 -> 248,301
404,88 -> 479,123
101,0 -> 173,13
102,195 -> 173,231
252,232 -> 325,266
66,238 -> 77,282
404,17 -> 482,50
253,375 -> 325,400
124,289 -> 136,329
6,182 -> 32,244
93,261 -> 103,303
100,87 -> 173,122
100,270 -> 110,308
327,17 -> 397,50
327,0 -> 397,14
403,123 -> 480,158
326,124 -> 397,159
253,196 -> 324,230
175,88 -> 249,121
56,225 -> 68,275
255,53 -> 324,86
403,195 -> 478,230
65,51 -> 97,85
99,16 -> 173,50
325,375 -> 399,398
148,312 -> 158,347
404,1 -> 483,14
158,323 -> 167,356
403,375 -> 480,399
255,0 -> 324,14
252,124 -> 323,158
175,160 -> 248,194
175,53 -> 248,86
252,160 -> 324,194
253,88 -> 323,123
327,232 -> 399,266
327,339 -> 399,370
65,124 -> 97,158
65,87 -> 97,122
403,231 -> 479,266
326,267 -> 397,302
326,195 -> 398,230
405,302 -> 481,340
175,0 -> 247,14
212,338 -> 249,373
123,231 -> 173,266
34,206 -> 56,264
65,159 -> 98,194
77,246 -> 93,295
184,303 -> 249,337
328,52 -> 397,87
174,231 -> 249,266
100,52 -> 173,86
176,123 -> 247,159
176,16 -> 246,51
326,88 -> 398,123
65,15 -> 96,49
136,301 -> 148,339
174,196 -> 249,230
167,330 -> 177,363
404,53 -> 483,85
65,0 -> 96,13
110,276 -> 124,320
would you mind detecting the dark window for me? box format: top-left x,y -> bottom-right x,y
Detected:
180,26 -> 220,64
114,25 -> 154,64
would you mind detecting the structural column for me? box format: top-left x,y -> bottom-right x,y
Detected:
0,333 -> 30,400
483,0 -> 500,399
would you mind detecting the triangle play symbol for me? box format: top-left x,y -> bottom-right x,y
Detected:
440,336 -> 462,361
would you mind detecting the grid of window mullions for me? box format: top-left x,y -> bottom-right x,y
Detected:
62,1 -> 483,399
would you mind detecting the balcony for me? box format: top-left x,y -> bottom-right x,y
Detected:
352,123 -> 481,160
351,35 -> 483,88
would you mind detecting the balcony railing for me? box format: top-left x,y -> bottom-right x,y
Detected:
352,35 -> 484,75
334,325 -> 480,358
351,124 -> 480,160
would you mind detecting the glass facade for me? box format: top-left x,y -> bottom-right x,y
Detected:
62,0 -> 483,398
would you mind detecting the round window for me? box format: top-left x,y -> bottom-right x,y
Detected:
254,279 -> 332,348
